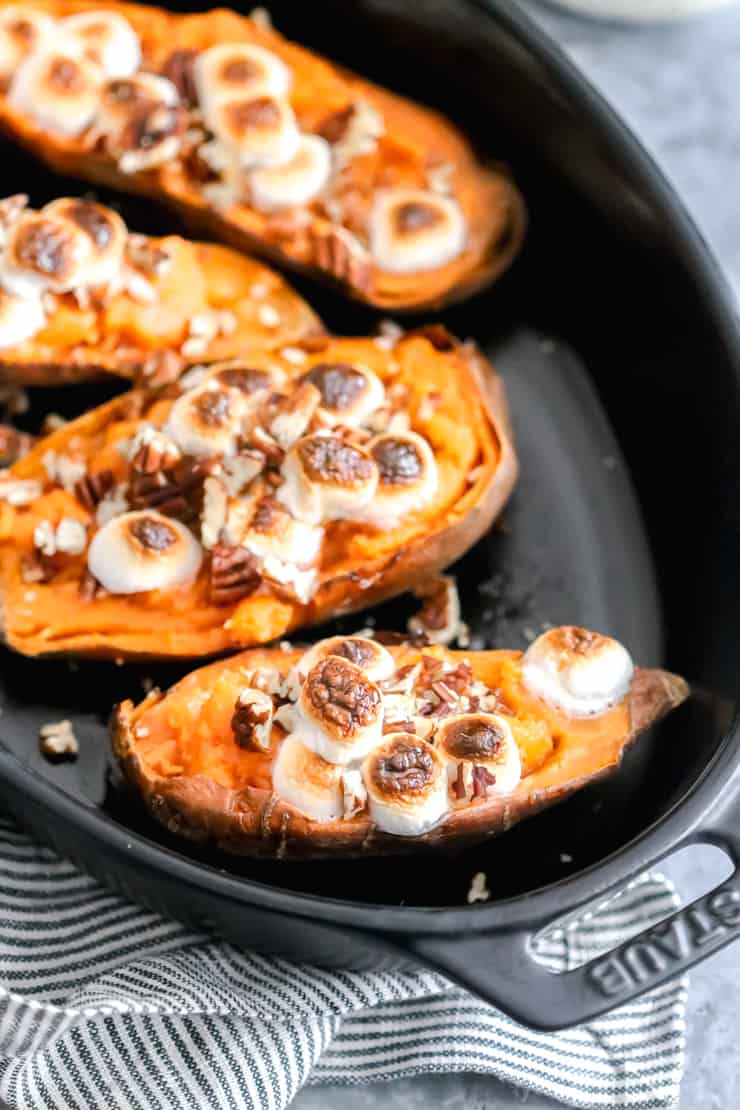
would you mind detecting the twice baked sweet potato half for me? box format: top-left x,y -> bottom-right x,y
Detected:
0,1 -> 526,310
0,192 -> 321,386
112,626 -> 689,858
0,329 -> 516,658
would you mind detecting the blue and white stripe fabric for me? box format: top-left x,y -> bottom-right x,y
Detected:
0,816 -> 686,1109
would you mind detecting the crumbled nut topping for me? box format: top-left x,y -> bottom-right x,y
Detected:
341,768 -> 367,820
0,474 -> 41,505
306,657 -> 381,735
467,871 -> 490,904
41,450 -> 87,491
269,382 -> 320,449
75,469 -> 114,512
39,719 -> 79,762
126,233 -> 172,277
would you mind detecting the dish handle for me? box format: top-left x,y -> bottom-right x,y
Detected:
405,775 -> 740,1030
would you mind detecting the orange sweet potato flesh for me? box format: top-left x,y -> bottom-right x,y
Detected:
0,234 -> 322,386
111,642 -> 689,858
0,331 -> 517,659
0,0 -> 526,311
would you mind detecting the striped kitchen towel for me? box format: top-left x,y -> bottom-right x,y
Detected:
0,816 -> 686,1110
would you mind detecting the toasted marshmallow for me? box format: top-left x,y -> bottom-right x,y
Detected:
0,287 -> 45,348
273,734 -> 343,822
436,713 -> 521,801
300,362 -> 385,428
249,134 -> 331,212
194,43 -> 291,127
87,510 -> 202,594
61,11 -> 141,78
242,497 -> 323,569
209,94 -> 299,169
369,189 -> 466,274
96,73 -> 183,171
2,210 -> 92,296
294,657 -> 384,765
42,198 -> 126,288
363,733 -> 448,836
163,383 -> 248,458
8,42 -> 102,137
277,434 -> 378,525
521,626 -> 635,718
295,636 -> 394,683
0,8 -> 55,85
206,360 -> 281,397
360,431 -> 437,527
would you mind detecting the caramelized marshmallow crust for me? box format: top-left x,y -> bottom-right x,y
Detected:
111,632 -> 688,856
0,331 -> 516,658
0,0 -> 525,310
0,193 -> 321,384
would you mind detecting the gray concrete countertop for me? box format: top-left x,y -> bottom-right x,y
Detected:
294,3 -> 740,1107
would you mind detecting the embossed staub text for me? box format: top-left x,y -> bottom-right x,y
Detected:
587,883 -> 740,998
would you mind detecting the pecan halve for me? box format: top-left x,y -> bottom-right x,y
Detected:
307,657 -> 381,736
129,457 -> 215,522
210,543 -> 261,605
230,689 -> 273,751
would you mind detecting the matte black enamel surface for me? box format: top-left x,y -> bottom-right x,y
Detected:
0,0 -> 740,1029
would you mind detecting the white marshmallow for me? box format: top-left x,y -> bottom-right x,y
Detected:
163,383 -> 248,458
0,287 -> 45,348
300,362 -> 385,428
194,42 -> 291,127
41,198 -> 126,289
87,510 -> 202,594
363,733 -> 449,836
277,434 -> 378,525
249,134 -> 331,212
0,8 -> 55,85
521,626 -> 635,718
272,734 -> 343,823
360,431 -> 437,527
209,93 -> 299,169
369,188 -> 466,274
242,498 -> 323,569
295,636 -> 394,683
436,713 -> 522,800
61,11 -> 141,79
8,42 -> 102,137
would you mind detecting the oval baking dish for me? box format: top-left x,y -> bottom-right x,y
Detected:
0,0 -> 739,1032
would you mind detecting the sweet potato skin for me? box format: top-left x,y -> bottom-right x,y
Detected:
111,648 -> 689,859
0,332 -> 517,659
0,237 -> 323,386
0,0 -> 526,311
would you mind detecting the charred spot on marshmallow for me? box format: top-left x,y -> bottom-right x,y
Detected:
439,715 -> 506,761
194,387 -> 232,427
334,639 -> 377,668
61,11 -> 141,79
296,635 -> 395,683
369,189 -> 466,274
302,363 -> 366,413
226,95 -> 280,132
49,55 -> 87,93
120,101 -> 182,155
42,197 -> 126,285
8,215 -> 81,287
63,200 -> 114,249
298,435 -> 375,487
370,736 -> 434,795
210,364 -> 273,394
395,201 -> 442,234
372,435 -> 423,485
305,657 -> 381,737
210,93 -> 299,169
128,514 -> 178,554
194,43 -> 291,116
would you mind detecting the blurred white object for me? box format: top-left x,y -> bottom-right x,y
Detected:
547,0 -> 738,20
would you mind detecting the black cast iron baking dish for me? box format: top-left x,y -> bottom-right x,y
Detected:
1,0 -> 740,1032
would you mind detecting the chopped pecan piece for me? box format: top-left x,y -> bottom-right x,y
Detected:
160,48 -> 199,106
231,687 -> 274,751
130,458 -> 215,522
79,568 -> 105,600
210,543 -> 261,605
0,424 -> 34,466
74,469 -> 114,512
